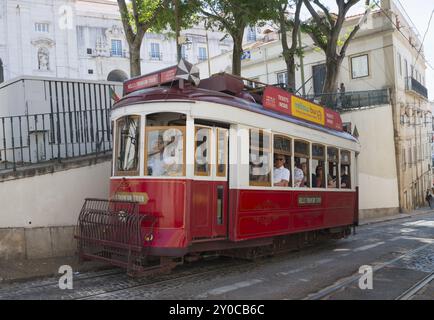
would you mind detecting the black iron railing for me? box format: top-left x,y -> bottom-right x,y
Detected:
406,77 -> 428,99
302,88 -> 390,110
0,109 -> 112,172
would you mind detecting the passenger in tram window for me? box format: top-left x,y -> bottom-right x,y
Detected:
148,135 -> 166,176
341,166 -> 350,189
328,174 -> 336,188
301,162 -> 309,187
314,166 -> 324,188
273,154 -> 290,187
294,159 -> 304,187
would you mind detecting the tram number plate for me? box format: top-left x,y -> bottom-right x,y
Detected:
298,196 -> 322,205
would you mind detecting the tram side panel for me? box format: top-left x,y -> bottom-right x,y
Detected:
231,189 -> 357,241
110,178 -> 190,256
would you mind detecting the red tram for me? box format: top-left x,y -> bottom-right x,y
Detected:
76,61 -> 360,275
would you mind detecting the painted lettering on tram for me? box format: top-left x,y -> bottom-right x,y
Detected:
298,195 -> 322,205
113,192 -> 149,205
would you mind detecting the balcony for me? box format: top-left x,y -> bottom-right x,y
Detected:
405,77 -> 428,99
300,88 -> 390,111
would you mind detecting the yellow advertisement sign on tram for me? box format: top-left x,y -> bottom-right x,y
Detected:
291,96 -> 325,125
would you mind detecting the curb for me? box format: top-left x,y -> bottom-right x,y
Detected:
359,208 -> 434,226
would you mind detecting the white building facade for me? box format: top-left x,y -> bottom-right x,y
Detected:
0,0 -> 263,83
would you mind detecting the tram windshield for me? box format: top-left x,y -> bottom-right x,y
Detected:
145,112 -> 186,177
115,115 -> 140,175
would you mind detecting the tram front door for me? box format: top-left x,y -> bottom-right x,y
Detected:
191,126 -> 229,240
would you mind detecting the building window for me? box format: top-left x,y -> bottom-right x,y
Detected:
351,54 -> 369,79
150,43 -> 161,60
111,40 -> 122,57
35,23 -> 49,33
247,26 -> 256,42
181,45 -> 187,59
398,52 -> 402,76
198,47 -> 207,61
249,129 -> 271,186
276,72 -> 288,87
0,59 -> 3,84
87,48 -> 93,55
88,69 -> 93,74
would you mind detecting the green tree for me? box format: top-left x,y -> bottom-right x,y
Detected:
302,0 -> 371,100
197,0 -> 271,76
269,0 -> 303,92
117,0 -> 169,77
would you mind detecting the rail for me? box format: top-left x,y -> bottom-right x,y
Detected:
0,109 -> 112,172
302,88 -> 390,110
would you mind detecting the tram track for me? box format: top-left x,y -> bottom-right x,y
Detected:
395,272 -> 434,300
304,242 -> 434,300
0,257 -> 252,300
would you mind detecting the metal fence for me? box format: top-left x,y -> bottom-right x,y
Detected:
302,89 -> 390,110
0,81 -> 116,172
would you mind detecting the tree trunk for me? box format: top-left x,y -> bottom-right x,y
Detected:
129,44 -> 142,77
321,56 -> 342,107
232,37 -> 243,76
286,55 -> 296,92
174,0 -> 181,62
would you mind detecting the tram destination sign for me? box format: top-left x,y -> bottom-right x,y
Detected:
262,87 -> 343,131
124,66 -> 178,95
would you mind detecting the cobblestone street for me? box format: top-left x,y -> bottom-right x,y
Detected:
1,212 -> 433,300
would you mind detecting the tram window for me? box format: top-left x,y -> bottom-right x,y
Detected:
294,140 -> 310,187
145,112 -> 186,177
273,135 -> 291,187
312,144 -> 325,188
340,150 -> 351,189
216,128 -> 228,177
249,129 -> 271,186
115,115 -> 140,176
327,147 -> 339,188
194,126 -> 211,176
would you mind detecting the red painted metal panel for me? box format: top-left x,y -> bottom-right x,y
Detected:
190,181 -> 214,239
232,189 -> 356,241
324,108 -> 343,131
262,86 -> 292,116
109,178 -> 188,249
190,180 -> 229,239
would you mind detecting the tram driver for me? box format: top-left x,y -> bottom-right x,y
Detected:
273,154 -> 290,187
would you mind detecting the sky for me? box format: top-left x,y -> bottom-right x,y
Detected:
300,0 -> 434,101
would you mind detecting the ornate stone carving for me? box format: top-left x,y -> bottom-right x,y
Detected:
38,47 -> 49,71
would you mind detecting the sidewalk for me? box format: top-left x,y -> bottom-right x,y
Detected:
1,208 -> 433,284
359,207 -> 434,226
0,255 -> 112,284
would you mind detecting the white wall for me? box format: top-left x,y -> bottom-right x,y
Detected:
0,161 -> 111,228
341,105 -> 400,211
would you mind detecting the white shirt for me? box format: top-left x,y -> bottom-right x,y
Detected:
294,167 -> 304,187
273,165 -> 290,184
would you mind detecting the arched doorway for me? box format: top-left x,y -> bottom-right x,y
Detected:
107,69 -> 128,82
0,59 -> 4,83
